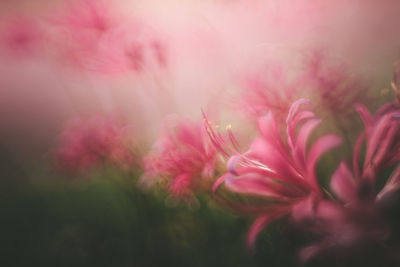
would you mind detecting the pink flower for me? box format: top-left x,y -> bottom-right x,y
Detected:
48,0 -> 167,74
0,15 -> 42,57
239,52 -> 368,122
239,64 -> 297,122
55,116 -> 135,173
295,102 -> 400,264
212,99 -> 341,249
142,117 -> 219,199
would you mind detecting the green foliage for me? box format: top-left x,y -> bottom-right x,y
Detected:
0,162 -> 302,267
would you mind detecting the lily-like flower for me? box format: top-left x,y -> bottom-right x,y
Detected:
296,102 -> 400,264
212,99 -> 341,249
55,116 -> 135,173
142,118 -> 219,199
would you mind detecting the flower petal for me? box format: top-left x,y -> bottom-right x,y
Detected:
258,113 -> 288,159
224,173 -> 299,199
247,137 -> 299,182
377,164 -> 400,201
330,162 -> 357,203
291,196 -> 315,222
212,172 -> 233,192
287,110 -> 316,151
246,215 -> 271,251
355,104 -> 372,131
307,134 -> 342,190
246,210 -> 289,251
286,99 -> 313,149
294,118 -> 322,170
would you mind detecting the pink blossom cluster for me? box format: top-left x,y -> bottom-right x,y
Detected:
211,97 -> 400,265
142,118 -> 219,199
55,116 -> 135,173
239,53 -> 368,122
0,0 -> 167,75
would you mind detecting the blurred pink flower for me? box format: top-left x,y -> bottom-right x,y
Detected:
239,53 -> 368,122
212,99 -> 341,249
55,116 -> 135,173
0,15 -> 42,57
295,102 -> 400,264
48,0 -> 167,74
142,118 -> 219,199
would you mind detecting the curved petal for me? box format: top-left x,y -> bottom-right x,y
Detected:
287,110 -> 316,151
352,132 -> 365,180
246,210 -> 289,251
330,162 -> 357,203
258,113 -> 288,159
294,118 -> 322,170
246,215 -> 271,251
286,98 -> 311,127
377,164 -> 400,201
212,173 -> 233,192
224,173 -> 300,199
299,244 -> 324,263
247,137 -> 299,182
365,113 -> 393,165
355,104 -> 372,131
286,99 -> 313,149
371,119 -> 400,168
307,134 -> 342,190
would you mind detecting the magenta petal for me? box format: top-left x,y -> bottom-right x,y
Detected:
316,200 -> 344,221
355,104 -> 372,128
378,164 -> 400,200
365,113 -> 393,165
371,119 -> 399,167
212,173 -> 232,192
224,174 -> 295,199
287,110 -> 316,151
294,118 -> 322,169
286,99 -> 313,148
247,137 -> 288,173
246,215 -> 271,251
291,196 -> 314,222
330,162 -> 357,203
246,210 -> 289,251
299,244 -> 323,263
286,99 -> 311,127
307,134 -> 342,189
352,132 -> 365,179
257,113 -> 288,158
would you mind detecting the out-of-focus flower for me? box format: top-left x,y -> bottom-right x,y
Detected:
239,53 -> 368,122
54,116 -> 136,173
0,15 -> 42,58
142,117 -> 219,200
240,63 -> 298,122
48,0 -> 167,74
295,102 -> 400,265
212,99 -> 341,249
